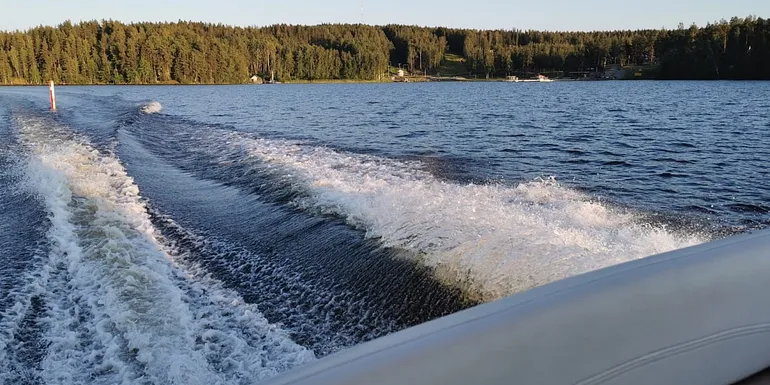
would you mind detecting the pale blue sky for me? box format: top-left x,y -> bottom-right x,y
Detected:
0,0 -> 767,32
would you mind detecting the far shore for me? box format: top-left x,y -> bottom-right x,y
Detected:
0,77 -> 757,87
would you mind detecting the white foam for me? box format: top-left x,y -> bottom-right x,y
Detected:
0,270 -> 50,382
14,115 -> 313,384
141,101 -> 163,114
0,152 -> 52,383
224,134 -> 707,301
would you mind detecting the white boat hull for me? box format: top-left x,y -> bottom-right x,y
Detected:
264,229 -> 770,385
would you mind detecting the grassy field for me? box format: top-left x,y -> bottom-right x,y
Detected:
384,54 -> 470,80
435,53 -> 470,77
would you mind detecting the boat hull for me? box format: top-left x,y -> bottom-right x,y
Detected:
263,229 -> 770,385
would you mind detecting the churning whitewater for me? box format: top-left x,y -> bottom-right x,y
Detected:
236,135 -> 708,300
127,116 -> 706,302
0,112 -> 313,384
3,81 -> 762,385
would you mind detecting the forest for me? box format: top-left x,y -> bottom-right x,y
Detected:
0,16 -> 768,84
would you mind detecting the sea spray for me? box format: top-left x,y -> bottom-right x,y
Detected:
141,101 -> 163,114
225,135 -> 708,301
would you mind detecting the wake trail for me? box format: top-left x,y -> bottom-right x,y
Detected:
143,122 -> 707,301
7,113 -> 313,385
245,138 -> 707,300
0,109 -> 52,385
118,120 -> 473,357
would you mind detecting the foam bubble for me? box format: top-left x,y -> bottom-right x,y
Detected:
227,135 -> 707,301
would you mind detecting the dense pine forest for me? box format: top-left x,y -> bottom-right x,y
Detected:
0,17 -> 768,84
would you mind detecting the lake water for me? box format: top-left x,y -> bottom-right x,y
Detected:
1,81 -> 768,384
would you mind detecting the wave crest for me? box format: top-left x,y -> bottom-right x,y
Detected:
231,136 -> 708,301
141,101 -> 163,114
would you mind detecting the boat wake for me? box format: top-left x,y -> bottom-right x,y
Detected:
234,136 -> 708,300
124,117 -> 709,302
117,127 -> 471,357
0,113 -> 312,384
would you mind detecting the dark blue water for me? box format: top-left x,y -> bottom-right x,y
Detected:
74,81 -> 770,230
0,81 -> 768,384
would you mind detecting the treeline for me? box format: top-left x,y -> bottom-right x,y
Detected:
0,21 -> 391,84
0,17 -> 768,84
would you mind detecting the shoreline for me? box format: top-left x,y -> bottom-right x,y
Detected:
0,78 -> 766,87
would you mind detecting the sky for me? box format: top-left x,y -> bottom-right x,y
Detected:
0,0 -> 767,32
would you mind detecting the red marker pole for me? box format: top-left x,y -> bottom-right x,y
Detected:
49,80 -> 56,111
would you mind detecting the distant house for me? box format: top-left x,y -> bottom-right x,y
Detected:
250,75 -> 264,84
392,68 -> 409,82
